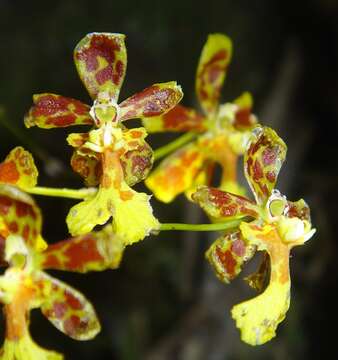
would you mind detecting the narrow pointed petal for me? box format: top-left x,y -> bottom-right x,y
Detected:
233,92 -> 257,130
232,223 -> 291,345
0,334 -> 63,360
145,142 -> 205,203
142,104 -> 206,133
192,186 -> 260,219
37,272 -> 101,340
245,127 -> 287,205
42,225 -> 125,272
24,94 -> 92,129
0,185 -> 44,251
196,33 -> 232,115
74,33 -> 127,101
206,231 -> 256,283
0,147 -> 38,189
119,82 -> 183,121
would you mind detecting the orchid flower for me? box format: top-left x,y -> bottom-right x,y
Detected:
25,32 -> 183,244
144,33 -> 258,203
192,126 -> 315,345
0,148 -> 127,359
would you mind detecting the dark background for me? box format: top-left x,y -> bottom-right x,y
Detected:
1,0 -> 338,358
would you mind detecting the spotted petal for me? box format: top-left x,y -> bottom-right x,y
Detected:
286,199 -> 311,222
0,185 -> 45,251
245,127 -> 287,205
119,82 -> 183,121
74,33 -> 127,101
232,92 -> 257,130
70,151 -> 101,187
24,94 -> 92,129
196,33 -> 232,115
142,104 -> 206,133
192,186 -> 260,219
42,225 -> 125,273
206,231 -> 256,284
145,141 -> 205,203
0,147 -> 38,189
37,272 -> 100,340
120,140 -> 154,187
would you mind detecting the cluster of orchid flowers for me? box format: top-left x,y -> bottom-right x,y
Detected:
0,32 -> 315,359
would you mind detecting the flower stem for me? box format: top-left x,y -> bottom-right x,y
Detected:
153,132 -> 197,161
159,219 -> 242,232
26,186 -> 97,200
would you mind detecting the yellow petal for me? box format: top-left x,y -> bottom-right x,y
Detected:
196,33 -> 232,115
67,179 -> 159,245
113,191 -> 160,245
231,278 -> 290,345
146,141 -> 205,203
0,334 -> 63,360
234,222 -> 292,345
66,187 -> 113,236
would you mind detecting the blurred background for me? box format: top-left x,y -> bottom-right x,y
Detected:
1,0 -> 338,358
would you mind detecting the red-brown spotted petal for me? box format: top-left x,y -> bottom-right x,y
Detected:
0,147 -> 38,188
142,104 -> 207,133
245,127 -> 287,205
0,185 -> 43,250
24,94 -> 92,129
74,33 -> 127,101
286,199 -> 311,222
120,140 -> 154,187
196,34 -> 232,115
37,272 -> 101,340
233,92 -> 257,131
70,151 -> 101,187
206,231 -> 256,283
42,225 -> 125,272
192,186 -> 260,219
119,81 -> 183,121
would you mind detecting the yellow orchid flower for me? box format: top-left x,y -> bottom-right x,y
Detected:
144,34 -> 258,202
25,33 -> 184,244
192,126 -> 315,345
0,148 -> 125,359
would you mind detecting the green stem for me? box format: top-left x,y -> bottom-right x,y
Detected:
153,132 -> 197,161
159,219 -> 242,232
26,186 -> 97,200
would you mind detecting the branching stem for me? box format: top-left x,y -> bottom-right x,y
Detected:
159,219 -> 243,232
153,132 -> 197,161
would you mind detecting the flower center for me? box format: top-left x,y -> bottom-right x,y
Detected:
90,92 -> 120,126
